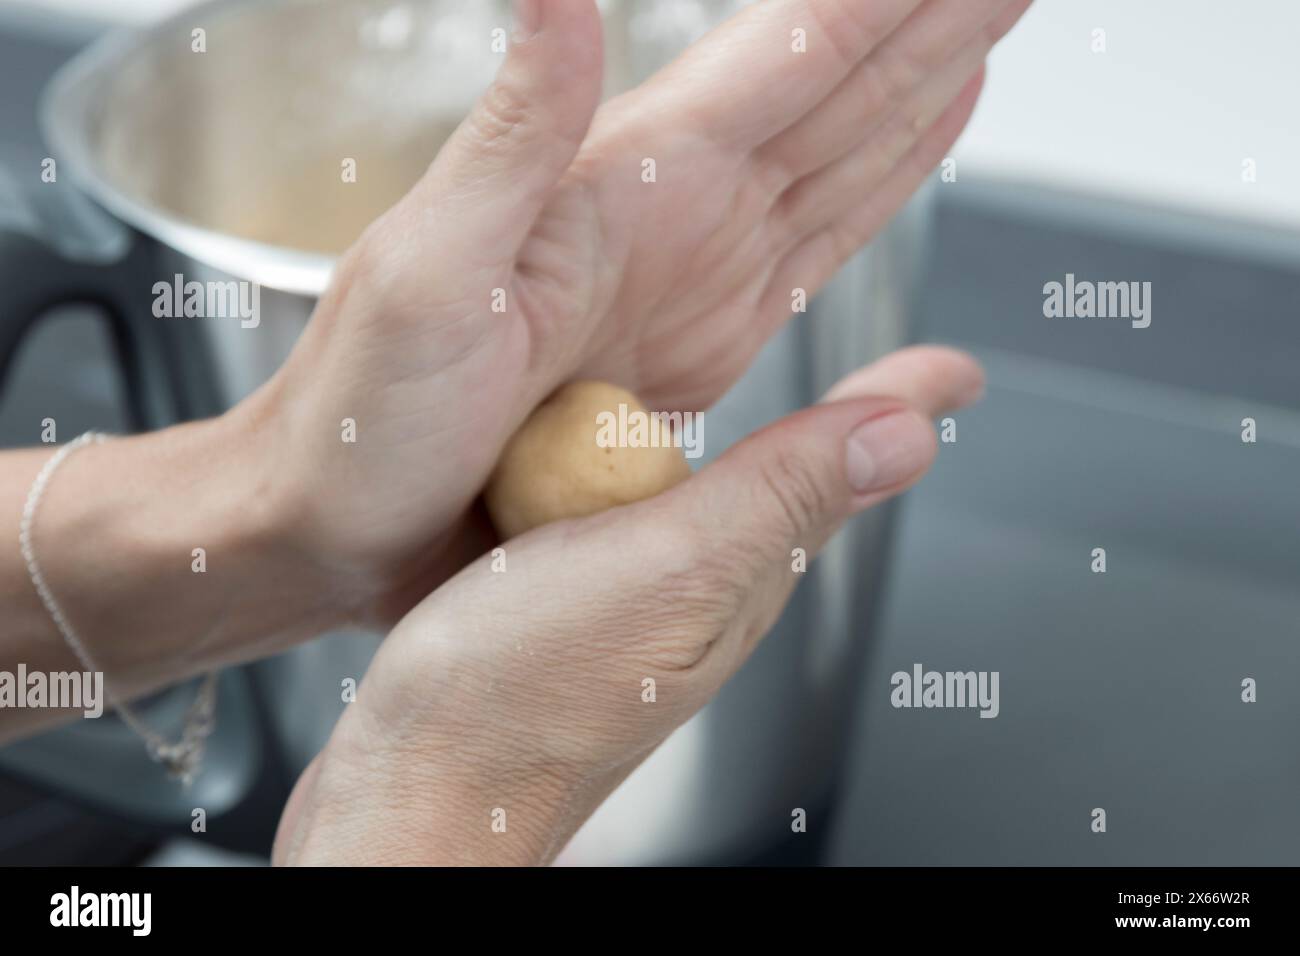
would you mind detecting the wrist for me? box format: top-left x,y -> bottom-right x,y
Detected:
231,375 -> 470,635
218,391 -> 377,631
33,412 -> 349,692
296,610 -> 640,866
296,703 -> 594,866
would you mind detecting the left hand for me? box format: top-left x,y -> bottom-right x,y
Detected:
244,0 -> 1029,627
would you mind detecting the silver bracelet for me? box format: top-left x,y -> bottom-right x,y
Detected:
19,431 -> 219,786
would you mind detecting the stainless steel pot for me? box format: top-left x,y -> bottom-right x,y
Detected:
0,0 -> 933,863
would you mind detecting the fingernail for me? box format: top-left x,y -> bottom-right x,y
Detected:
513,0 -> 542,43
845,410 -> 934,495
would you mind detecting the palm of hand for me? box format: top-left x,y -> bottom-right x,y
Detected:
514,120 -> 782,413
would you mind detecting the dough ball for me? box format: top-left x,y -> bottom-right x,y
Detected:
485,381 -> 692,539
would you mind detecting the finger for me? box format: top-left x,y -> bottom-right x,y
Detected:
663,368 -> 949,663
770,48 -> 987,241
756,0 -> 1029,185
821,345 -> 985,414
396,0 -> 604,267
684,397 -> 936,579
758,67 -> 984,318
646,0 -> 931,153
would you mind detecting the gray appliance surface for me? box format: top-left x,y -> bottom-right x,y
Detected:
830,188 -> 1300,865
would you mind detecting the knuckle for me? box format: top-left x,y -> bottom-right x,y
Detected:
628,515 -> 749,673
757,449 -> 831,543
472,80 -> 532,148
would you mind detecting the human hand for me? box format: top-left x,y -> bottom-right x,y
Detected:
242,0 -> 1030,628
272,347 -> 983,865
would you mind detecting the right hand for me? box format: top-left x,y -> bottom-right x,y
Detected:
272,347 -> 984,865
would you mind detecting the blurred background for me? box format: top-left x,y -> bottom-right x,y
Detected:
0,0 -> 1297,865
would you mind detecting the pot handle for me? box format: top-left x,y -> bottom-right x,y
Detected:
0,152 -> 214,429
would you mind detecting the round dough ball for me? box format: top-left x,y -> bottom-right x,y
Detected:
485,381 -> 692,538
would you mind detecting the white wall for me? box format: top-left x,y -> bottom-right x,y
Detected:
956,0 -> 1300,229
9,0 -> 1297,228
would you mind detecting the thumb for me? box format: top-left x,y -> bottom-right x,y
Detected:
684,398 -> 938,570
680,344 -> 983,567
410,0 -> 604,261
